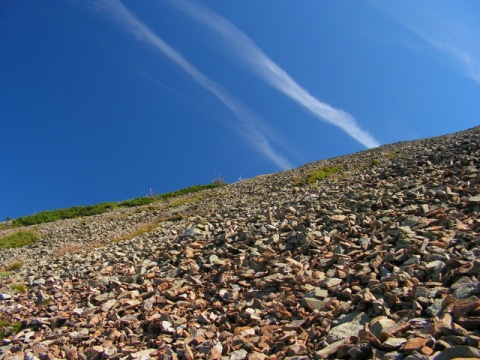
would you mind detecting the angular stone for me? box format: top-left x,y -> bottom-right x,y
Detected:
430,346 -> 480,360
0,293 -> 12,300
452,296 -> 480,320
100,299 -> 116,312
381,337 -> 407,349
369,316 -> 396,337
302,297 -> 329,311
327,311 -> 371,343
315,339 -> 349,359
403,337 -> 429,352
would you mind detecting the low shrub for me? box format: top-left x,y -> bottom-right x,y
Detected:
296,166 -> 342,185
11,183 -> 226,226
0,271 -> 12,278
3,260 -> 23,271
0,320 -> 24,339
0,231 -> 38,249
10,283 -> 27,292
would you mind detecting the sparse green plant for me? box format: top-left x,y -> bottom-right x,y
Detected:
41,299 -> 52,306
212,173 -> 226,185
4,260 -> 23,271
167,214 -> 184,222
384,150 -> 403,159
54,243 -> 87,257
370,158 -> 380,166
168,192 -> 215,208
0,271 -> 12,278
0,319 -> 23,339
11,183 -> 226,226
113,222 -> 159,243
0,231 -> 39,249
295,166 -> 342,185
10,283 -> 27,292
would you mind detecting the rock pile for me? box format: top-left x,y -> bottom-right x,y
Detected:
1,126 -> 479,359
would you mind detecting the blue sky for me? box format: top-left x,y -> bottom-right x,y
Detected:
1,0 -> 479,220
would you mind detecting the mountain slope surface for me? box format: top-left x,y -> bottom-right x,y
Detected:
1,126 -> 480,359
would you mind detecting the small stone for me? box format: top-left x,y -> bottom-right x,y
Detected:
468,195 -> 480,203
451,277 -> 478,299
0,293 -> 12,300
315,339 -> 349,359
302,297 -> 329,311
452,296 -> 480,320
248,353 -> 268,360
161,321 -> 175,333
430,346 -> 480,360
381,337 -> 407,349
403,337 -> 429,352
323,278 -> 342,288
100,299 -> 116,312
229,349 -> 248,360
327,311 -> 371,343
369,316 -> 396,337
33,278 -> 46,286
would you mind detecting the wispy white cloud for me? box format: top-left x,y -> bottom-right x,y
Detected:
93,0 -> 293,170
371,0 -> 480,86
171,0 -> 380,149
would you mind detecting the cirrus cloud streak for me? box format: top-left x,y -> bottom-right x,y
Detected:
93,0 -> 294,170
171,0 -> 380,149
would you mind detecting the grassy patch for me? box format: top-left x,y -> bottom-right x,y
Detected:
113,222 -> 159,243
166,214 -> 184,222
370,158 -> 380,166
168,192 -> 216,208
5,261 -> 23,271
54,243 -> 88,257
10,283 -> 27,292
11,183 -> 226,226
113,213 -> 185,243
0,231 -> 39,249
12,202 -> 118,227
0,271 -> 12,278
0,319 -> 23,339
295,166 -> 342,185
384,150 -> 403,159
156,183 -> 225,201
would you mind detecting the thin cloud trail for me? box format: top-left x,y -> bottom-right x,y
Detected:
171,0 -> 380,149
93,0 -> 293,170
369,1 -> 480,86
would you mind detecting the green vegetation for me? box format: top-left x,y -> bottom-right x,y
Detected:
156,183 -> 225,201
370,158 -> 380,166
168,192 -> 215,208
0,271 -> 12,278
0,319 -> 23,339
4,261 -> 23,271
113,222 -> 159,243
295,166 -> 342,185
113,213 -> 185,243
12,202 -> 117,227
10,283 -> 27,292
11,183 -> 226,227
166,214 -> 185,222
384,150 -> 403,159
0,231 -> 39,249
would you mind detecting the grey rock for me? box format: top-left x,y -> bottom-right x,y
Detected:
327,311 -> 371,343
0,293 -> 12,300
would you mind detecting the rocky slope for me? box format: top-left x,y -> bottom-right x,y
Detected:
1,126 -> 479,360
